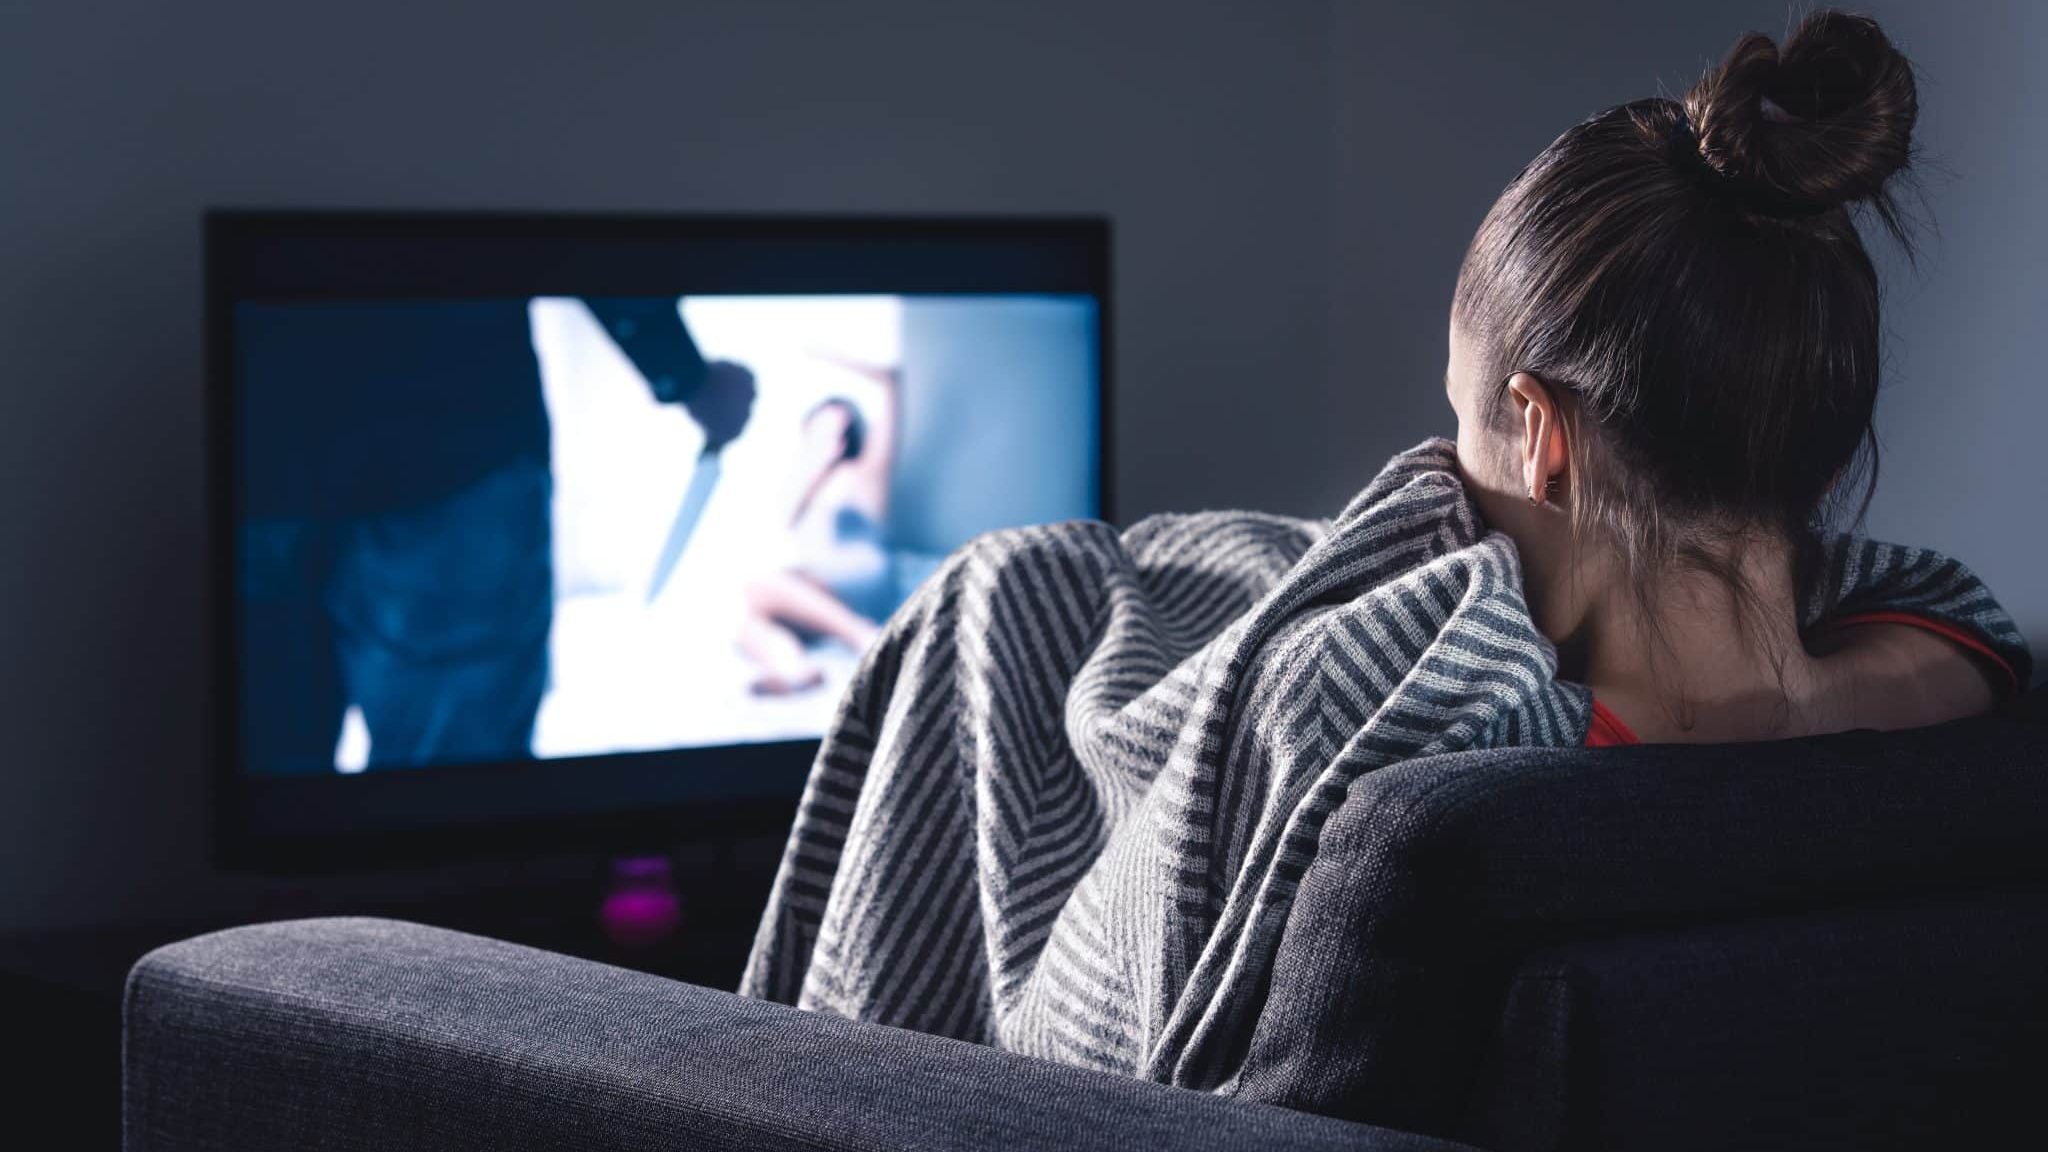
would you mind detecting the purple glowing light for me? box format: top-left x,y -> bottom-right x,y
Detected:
600,854 -> 683,947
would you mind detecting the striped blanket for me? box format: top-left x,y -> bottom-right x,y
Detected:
740,438 -> 2028,1093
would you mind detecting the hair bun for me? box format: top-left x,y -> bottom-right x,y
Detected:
1683,10 -> 1917,215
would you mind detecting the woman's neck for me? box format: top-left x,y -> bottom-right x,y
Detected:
1567,539 -> 1832,743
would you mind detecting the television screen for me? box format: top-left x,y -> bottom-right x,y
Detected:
211,213 -> 1107,863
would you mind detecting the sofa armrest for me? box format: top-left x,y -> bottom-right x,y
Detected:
125,918 -> 1466,1152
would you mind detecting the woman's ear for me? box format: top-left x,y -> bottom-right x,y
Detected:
1504,372 -> 1569,506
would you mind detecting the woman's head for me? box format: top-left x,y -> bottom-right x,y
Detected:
1448,9 -> 1918,644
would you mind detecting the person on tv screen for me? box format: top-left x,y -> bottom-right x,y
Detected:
738,368 -> 898,696
237,297 -> 755,775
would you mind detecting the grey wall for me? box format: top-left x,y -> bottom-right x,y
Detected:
1,1 -> 2039,934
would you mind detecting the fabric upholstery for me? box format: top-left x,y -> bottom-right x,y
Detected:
1467,889 -> 2048,1152
122,917 -> 1470,1152
1232,711 -> 2048,1138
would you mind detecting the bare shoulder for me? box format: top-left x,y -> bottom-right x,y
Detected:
1808,623 -> 2002,733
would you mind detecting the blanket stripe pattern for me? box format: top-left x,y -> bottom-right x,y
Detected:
741,438 -> 2031,1093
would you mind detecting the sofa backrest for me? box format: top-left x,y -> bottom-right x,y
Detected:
1463,887 -> 2048,1152
1220,706 -> 2048,1146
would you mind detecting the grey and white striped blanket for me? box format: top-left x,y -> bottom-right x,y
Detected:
741,438 -> 2028,1092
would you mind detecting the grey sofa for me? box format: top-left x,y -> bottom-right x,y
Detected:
126,701 -> 2048,1151
124,918 -> 1470,1152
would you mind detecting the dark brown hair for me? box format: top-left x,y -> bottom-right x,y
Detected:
1453,10 -> 1919,609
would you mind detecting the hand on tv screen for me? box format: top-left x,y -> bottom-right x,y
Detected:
685,359 -> 757,452
738,571 -> 883,697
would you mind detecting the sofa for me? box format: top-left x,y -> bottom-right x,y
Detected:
125,694 -> 2048,1151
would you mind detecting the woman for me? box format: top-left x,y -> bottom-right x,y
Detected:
744,8 -> 2029,1096
1443,10 -> 2016,742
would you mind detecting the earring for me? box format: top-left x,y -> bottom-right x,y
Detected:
1530,476 -> 1561,506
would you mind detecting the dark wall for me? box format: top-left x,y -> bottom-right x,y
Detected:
2,0 -> 2040,934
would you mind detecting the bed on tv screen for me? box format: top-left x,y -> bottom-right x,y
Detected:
210,211 -> 1109,865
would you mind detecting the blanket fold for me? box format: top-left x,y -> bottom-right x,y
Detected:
741,438 -> 2030,1095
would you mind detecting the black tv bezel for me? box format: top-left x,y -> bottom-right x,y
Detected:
207,208 -> 1113,872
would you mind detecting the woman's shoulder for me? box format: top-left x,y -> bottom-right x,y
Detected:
1802,533 -> 2033,692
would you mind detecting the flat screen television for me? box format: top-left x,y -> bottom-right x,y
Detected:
209,210 -> 1109,868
